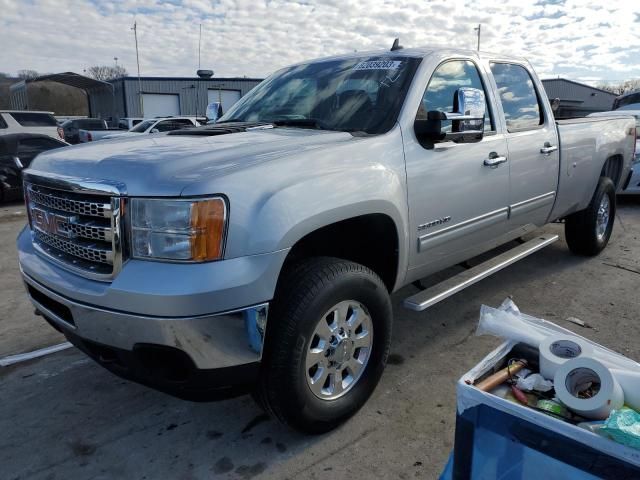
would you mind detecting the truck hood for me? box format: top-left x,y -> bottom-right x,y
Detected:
28,128 -> 355,196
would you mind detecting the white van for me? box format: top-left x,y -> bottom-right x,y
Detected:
0,111 -> 64,141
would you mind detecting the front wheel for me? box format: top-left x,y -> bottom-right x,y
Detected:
565,176 -> 616,256
255,257 -> 392,433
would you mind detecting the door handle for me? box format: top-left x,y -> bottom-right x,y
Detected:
483,152 -> 508,168
540,142 -> 558,155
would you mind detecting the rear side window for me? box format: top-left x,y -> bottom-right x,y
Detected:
10,112 -> 57,127
490,63 -> 543,132
18,137 -> 65,154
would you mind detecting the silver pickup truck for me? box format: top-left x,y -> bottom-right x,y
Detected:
17,47 -> 636,433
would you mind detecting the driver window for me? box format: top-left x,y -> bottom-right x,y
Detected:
417,60 -> 493,133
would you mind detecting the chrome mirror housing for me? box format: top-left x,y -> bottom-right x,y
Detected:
443,87 -> 486,132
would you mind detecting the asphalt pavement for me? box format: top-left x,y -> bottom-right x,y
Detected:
1,198 -> 639,479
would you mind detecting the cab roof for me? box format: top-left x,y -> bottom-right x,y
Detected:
288,46 -> 527,66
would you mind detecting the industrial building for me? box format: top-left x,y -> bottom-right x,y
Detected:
10,73 -> 262,124
541,78 -> 617,119
90,76 -> 262,121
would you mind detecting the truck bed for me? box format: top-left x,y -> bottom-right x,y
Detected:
549,116 -> 635,220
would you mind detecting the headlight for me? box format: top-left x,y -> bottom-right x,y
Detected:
130,197 -> 227,262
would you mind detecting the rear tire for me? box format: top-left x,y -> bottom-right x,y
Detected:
255,257 -> 392,434
565,176 -> 616,256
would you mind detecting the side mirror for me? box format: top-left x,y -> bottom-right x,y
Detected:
150,128 -> 160,134
415,87 -> 486,146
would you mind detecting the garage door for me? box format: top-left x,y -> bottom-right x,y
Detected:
142,94 -> 180,118
207,90 -> 241,115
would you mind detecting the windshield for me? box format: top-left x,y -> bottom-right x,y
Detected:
219,56 -> 421,134
130,119 -> 155,132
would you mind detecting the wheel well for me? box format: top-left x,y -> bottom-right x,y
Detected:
283,214 -> 399,292
601,155 -> 623,188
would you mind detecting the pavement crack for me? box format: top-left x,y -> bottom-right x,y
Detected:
603,261 -> 640,275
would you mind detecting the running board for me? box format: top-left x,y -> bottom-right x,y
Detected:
403,234 -> 559,312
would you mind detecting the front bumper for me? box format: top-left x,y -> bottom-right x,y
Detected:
22,272 -> 268,370
17,225 -> 290,396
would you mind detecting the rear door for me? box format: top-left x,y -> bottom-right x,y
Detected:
404,58 -> 510,271
489,62 -> 560,229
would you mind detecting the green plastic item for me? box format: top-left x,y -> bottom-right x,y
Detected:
602,408 -> 640,450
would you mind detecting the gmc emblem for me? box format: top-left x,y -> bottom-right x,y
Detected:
30,207 -> 76,239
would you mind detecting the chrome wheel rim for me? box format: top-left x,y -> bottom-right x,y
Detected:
596,195 -> 610,241
305,300 -> 373,400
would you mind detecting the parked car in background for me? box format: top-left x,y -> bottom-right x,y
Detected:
0,133 -> 67,201
78,125 -> 123,143
117,118 -> 144,130
101,117 -> 201,140
613,90 -> 640,111
588,110 -> 640,195
61,118 -> 108,144
0,111 -> 64,141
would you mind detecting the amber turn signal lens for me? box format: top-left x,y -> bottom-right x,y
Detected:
190,198 -> 226,261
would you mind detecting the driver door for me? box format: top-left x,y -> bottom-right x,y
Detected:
404,59 -> 510,275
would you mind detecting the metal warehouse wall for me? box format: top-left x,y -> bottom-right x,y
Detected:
9,81 -> 28,109
89,77 -> 262,122
542,79 -> 616,118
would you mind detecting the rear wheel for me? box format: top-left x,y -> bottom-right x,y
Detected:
255,257 -> 392,433
565,176 -> 616,256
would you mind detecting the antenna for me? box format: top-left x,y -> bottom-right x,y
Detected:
390,38 -> 403,51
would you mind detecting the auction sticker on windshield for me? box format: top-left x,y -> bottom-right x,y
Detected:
353,60 -> 403,70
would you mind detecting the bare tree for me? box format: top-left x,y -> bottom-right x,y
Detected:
597,79 -> 640,96
85,65 -> 128,81
17,69 -> 39,80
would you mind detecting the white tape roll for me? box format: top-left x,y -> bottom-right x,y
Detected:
554,357 -> 624,420
539,335 -> 594,380
611,369 -> 640,412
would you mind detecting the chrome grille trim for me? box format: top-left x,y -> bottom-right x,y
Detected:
27,184 -> 112,219
64,220 -> 113,242
23,171 -> 126,282
34,230 -> 113,264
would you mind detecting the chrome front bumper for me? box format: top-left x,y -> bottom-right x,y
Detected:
22,272 -> 268,370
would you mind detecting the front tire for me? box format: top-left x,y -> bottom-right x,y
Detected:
565,176 -> 616,256
256,257 -> 392,433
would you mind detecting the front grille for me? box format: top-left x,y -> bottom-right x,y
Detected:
34,230 -> 112,264
26,182 -> 122,280
26,186 -> 112,218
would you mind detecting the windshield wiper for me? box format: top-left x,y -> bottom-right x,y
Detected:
271,118 -> 333,130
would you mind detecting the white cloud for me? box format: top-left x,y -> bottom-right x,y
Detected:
0,0 -> 638,87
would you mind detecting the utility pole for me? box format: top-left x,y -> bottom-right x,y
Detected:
198,23 -> 202,69
474,24 -> 481,51
132,21 -> 144,116
114,57 -> 118,67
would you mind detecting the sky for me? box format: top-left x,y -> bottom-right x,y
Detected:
1,0 -> 639,86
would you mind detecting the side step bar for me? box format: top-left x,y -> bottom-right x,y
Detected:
403,233 -> 559,312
